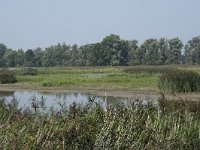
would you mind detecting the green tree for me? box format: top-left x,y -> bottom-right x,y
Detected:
101,34 -> 129,66
69,44 -> 81,66
34,47 -> 44,67
185,36 -> 200,64
25,49 -> 35,66
135,47 -> 146,65
128,40 -> 138,65
0,43 -> 6,59
79,45 -> 90,66
4,50 -> 17,67
142,39 -> 159,64
87,44 -> 101,66
101,34 -> 119,66
16,49 -> 25,66
158,38 -> 169,65
167,37 -> 183,64
0,43 -> 7,67
62,43 -> 71,66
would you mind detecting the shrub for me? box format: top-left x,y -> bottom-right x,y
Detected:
20,68 -> 38,75
41,81 -> 53,87
159,70 -> 200,92
0,69 -> 17,84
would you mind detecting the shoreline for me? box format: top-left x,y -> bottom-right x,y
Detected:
1,86 -> 200,101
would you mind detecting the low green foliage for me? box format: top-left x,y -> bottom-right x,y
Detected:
0,69 -> 17,84
17,73 -> 157,90
159,70 -> 200,92
20,68 -> 38,75
38,67 -> 122,75
0,96 -> 200,149
15,67 -> 158,90
124,66 -> 177,74
3,66 -> 200,91
41,81 -> 53,87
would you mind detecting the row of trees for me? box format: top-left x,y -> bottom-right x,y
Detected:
0,34 -> 200,67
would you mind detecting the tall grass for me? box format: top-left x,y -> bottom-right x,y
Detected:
19,68 -> 38,76
38,67 -> 122,75
159,70 -> 200,92
0,96 -> 200,149
124,66 -> 177,74
0,69 -> 17,84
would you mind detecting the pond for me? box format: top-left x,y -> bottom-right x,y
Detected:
0,90 -> 156,113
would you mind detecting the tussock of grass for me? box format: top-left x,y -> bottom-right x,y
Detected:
159,70 -> 200,92
0,69 -> 17,84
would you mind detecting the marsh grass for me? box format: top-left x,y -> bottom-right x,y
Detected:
0,96 -> 200,149
38,67 -> 122,75
0,69 -> 17,84
123,66 -> 177,74
159,70 -> 200,92
19,73 -> 157,90
19,68 -> 38,76
4,66 -> 200,91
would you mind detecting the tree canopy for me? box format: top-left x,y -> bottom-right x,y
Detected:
0,34 -> 200,67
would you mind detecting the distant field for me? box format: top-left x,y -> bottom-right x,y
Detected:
14,67 -> 157,90
1,65 -> 200,91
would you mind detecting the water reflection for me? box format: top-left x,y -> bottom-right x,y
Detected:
0,90 -> 157,113
2,90 -> 199,115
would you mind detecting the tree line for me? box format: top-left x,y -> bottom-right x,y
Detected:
0,34 -> 200,67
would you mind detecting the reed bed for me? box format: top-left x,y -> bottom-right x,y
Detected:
0,96 -> 200,149
37,67 -> 122,75
123,66 -> 177,74
18,68 -> 38,76
159,70 -> 200,92
0,69 -> 17,84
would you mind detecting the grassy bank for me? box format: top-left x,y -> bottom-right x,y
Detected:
0,67 -> 158,91
16,73 -> 158,90
1,65 -> 200,91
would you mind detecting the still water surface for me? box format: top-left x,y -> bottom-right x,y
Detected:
0,90 -> 154,112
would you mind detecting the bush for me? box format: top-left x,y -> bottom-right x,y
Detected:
159,70 -> 200,92
41,81 -> 53,87
0,69 -> 17,84
20,68 -> 38,75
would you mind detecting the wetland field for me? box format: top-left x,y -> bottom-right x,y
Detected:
0,65 -> 200,149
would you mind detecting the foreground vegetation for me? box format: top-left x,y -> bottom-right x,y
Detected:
0,95 -> 200,149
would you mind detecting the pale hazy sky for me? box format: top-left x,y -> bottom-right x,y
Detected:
0,0 -> 200,50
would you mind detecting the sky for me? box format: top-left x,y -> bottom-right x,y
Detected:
0,0 -> 200,50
